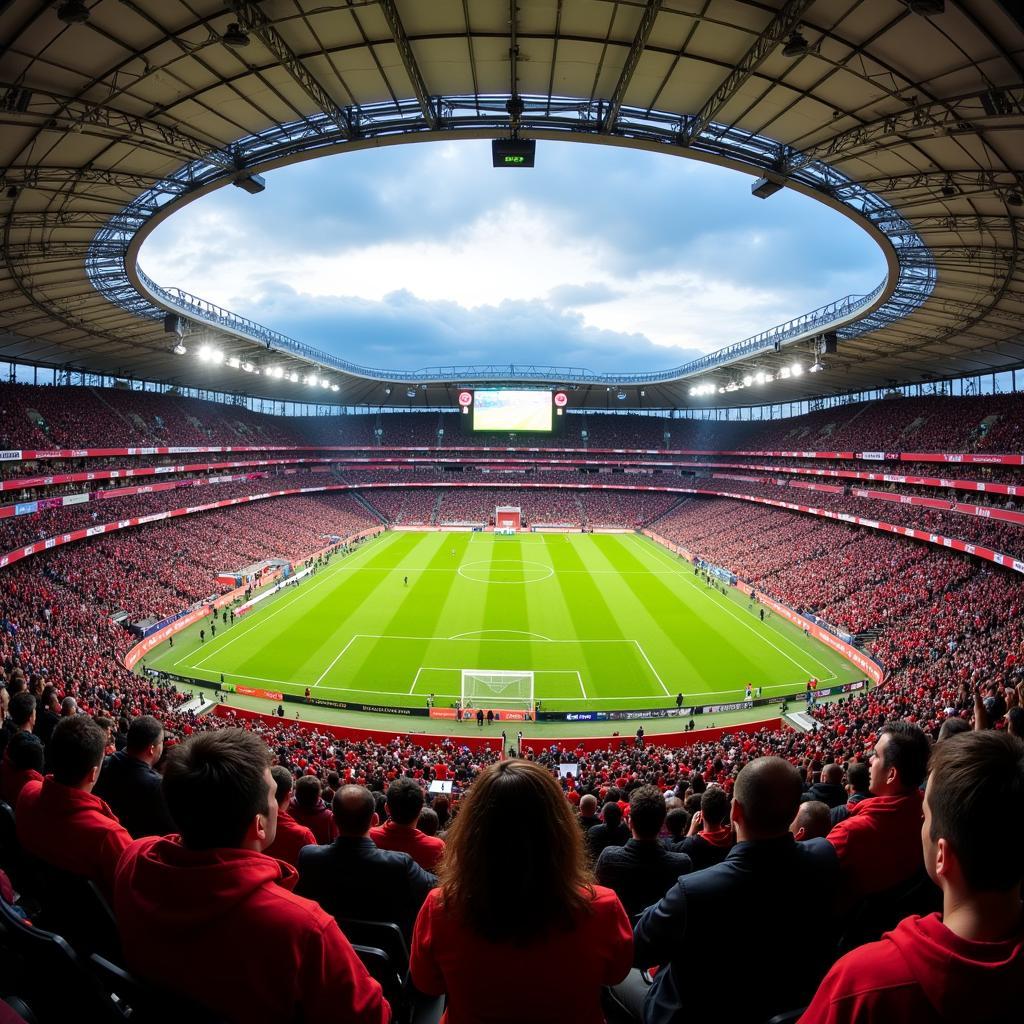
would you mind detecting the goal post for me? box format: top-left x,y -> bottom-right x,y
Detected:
460,670 -> 535,713
495,505 -> 521,533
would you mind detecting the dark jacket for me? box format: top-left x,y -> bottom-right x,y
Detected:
94,750 -> 176,840
586,821 -> 630,860
675,825 -> 734,871
595,839 -> 692,919
35,707 -> 60,747
829,791 -> 869,826
634,834 -> 839,1024
802,782 -> 848,809
297,835 -> 435,941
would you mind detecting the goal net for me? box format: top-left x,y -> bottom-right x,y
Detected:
495,506 -> 521,534
461,670 -> 535,711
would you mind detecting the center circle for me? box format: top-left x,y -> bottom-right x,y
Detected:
458,559 -> 554,584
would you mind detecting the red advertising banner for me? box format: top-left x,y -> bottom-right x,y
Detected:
236,685 -> 284,701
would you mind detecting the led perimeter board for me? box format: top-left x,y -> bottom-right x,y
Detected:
459,389 -> 567,433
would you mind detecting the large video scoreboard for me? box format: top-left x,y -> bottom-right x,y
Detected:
459,388 -> 568,434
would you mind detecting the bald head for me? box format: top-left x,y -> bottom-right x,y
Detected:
733,757 -> 803,840
790,801 -> 831,842
332,785 -> 377,837
822,763 -> 843,786
579,793 -> 598,817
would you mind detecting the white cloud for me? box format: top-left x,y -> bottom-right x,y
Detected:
140,142 -> 884,372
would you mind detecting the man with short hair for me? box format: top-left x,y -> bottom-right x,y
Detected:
803,764 -> 847,809
0,729 -> 44,805
827,721 -> 929,900
799,730 -> 1024,1023
16,715 -> 132,901
586,801 -> 630,860
264,766 -> 316,867
370,778 -> 444,872
0,692 -> 36,759
830,761 -> 871,826
299,784 -> 436,942
94,715 -> 175,839
114,729 -> 388,1024
578,793 -> 601,832
791,800 -> 832,842
628,757 -> 839,1024
676,785 -> 734,870
595,785 -> 692,918
289,775 -> 337,845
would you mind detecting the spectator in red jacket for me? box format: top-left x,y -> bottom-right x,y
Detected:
800,730 -> 1024,1023
371,777 -> 445,872
288,775 -> 337,845
0,730 -> 44,806
16,715 -> 132,901
410,759 -> 632,1023
676,785 -> 734,870
827,722 -> 929,900
264,766 -> 316,867
113,728 -> 388,1024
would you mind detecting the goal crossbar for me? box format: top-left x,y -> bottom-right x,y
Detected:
460,669 -> 535,710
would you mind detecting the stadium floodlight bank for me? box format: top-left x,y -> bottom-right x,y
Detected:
461,670 -> 535,712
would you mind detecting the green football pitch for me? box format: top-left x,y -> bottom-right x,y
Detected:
146,531 -> 862,713
146,532 -> 864,716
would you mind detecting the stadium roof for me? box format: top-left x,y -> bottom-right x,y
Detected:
1,0 -> 1022,410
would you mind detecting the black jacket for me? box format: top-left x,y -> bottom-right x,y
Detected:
586,821 -> 631,860
595,839 -> 692,919
802,782 -> 848,809
634,835 -> 839,1024
94,750 -> 176,839
296,836 -> 435,941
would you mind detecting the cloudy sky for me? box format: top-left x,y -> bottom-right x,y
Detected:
140,139 -> 883,375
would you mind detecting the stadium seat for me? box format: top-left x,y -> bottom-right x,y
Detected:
88,954 -> 226,1024
763,1010 -> 806,1024
0,998 -> 36,1024
0,895 -> 121,1024
18,858 -> 120,961
0,805 -> 25,892
348,937 -> 444,1024
836,869 -> 941,955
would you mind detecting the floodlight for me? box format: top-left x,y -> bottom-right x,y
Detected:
331,384 -> 340,392
227,356 -> 241,369
222,22 -> 250,47
754,372 -> 766,385
742,375 -> 753,386
198,345 -> 212,362
791,362 -> 803,375
781,30 -> 809,58
172,342 -> 187,356
210,349 -> 224,364
289,372 -> 299,383
270,366 -> 284,379
779,367 -> 791,379
57,1 -> 90,24
321,379 -> 331,389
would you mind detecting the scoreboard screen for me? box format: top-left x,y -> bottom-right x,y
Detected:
461,389 -> 565,433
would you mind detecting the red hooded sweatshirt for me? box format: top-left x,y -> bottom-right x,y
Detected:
827,791 -> 924,898
114,836 -> 389,1024
263,809 -> 316,867
16,776 -> 131,902
799,911 -> 1024,1023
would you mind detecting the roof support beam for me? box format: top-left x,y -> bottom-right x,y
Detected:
0,84 -> 235,170
601,1 -> 662,133
229,1 -> 354,137
679,0 -> 815,146
785,86 -> 1024,174
376,0 -> 438,129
